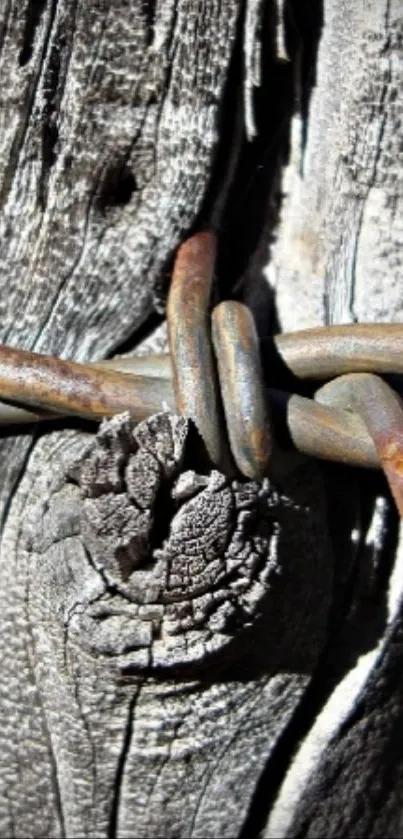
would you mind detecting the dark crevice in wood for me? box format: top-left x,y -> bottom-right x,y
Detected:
210,0 -> 296,340
315,473 -> 397,673
0,418 -> 40,440
141,0 -> 157,48
39,29 -> 61,207
285,0 -> 324,168
179,420 -> 220,475
0,0 -> 58,212
107,691 -> 138,839
148,478 -> 177,555
19,0 -> 47,66
240,464 -> 399,839
97,163 -> 138,212
0,436 -> 37,534
36,1 -> 79,211
0,1 -> 12,63
157,3 -> 178,110
191,0 -> 245,235
81,544 -> 119,603
24,597 -> 67,838
215,0 -> 292,295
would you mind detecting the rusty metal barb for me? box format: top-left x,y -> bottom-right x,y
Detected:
99,323 -> 403,383
0,344 -> 174,423
212,301 -> 272,479
316,373 -> 403,516
166,231 -> 232,473
271,323 -> 403,380
0,220 -> 403,488
276,390 -> 378,469
0,341 -> 382,471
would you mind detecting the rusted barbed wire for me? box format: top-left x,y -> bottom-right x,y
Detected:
0,342 -> 380,469
1,229 -> 403,507
0,344 -> 174,423
0,316 -> 400,473
166,232 -> 232,474
211,301 -> 273,479
316,374 -> 403,517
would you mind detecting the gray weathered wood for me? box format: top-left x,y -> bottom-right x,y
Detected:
4,412 -> 329,836
265,1 -> 403,835
0,0 -> 402,837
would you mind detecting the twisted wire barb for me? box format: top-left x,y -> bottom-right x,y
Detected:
0,321 -> 400,471
0,231 -> 402,508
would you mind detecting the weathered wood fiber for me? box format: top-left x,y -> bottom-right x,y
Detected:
1,412 -> 330,836
263,2 -> 403,836
0,2 -> 330,837
0,0 -> 244,360
0,0 -> 244,521
0,0 -> 402,836
269,0 -> 403,331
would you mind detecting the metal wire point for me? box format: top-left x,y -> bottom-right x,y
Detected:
0,231 -> 403,516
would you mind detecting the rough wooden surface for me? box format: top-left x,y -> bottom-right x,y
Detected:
1,412 -> 329,837
264,2 -> 403,836
0,0 -> 402,837
269,0 -> 403,331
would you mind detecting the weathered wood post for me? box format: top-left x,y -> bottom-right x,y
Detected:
0,1 -> 402,836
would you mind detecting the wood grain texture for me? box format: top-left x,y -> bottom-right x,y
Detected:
1,0 -> 403,836
0,0 -> 241,360
1,412 -> 330,836
0,2 -> 258,835
0,2 -> 329,837
268,0 -> 403,330
0,0 -> 245,539
262,2 -> 403,836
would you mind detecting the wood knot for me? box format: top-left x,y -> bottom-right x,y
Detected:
25,413 -> 330,676
72,412 -> 284,671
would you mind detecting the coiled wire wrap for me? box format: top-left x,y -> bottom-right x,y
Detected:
0,231 -> 403,515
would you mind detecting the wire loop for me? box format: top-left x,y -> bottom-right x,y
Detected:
212,301 -> 272,479
0,232 -> 403,519
315,374 -> 403,517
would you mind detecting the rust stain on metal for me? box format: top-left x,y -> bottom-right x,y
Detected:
167,231 -> 232,473
316,373 -> 403,517
3,317 -> 403,495
274,323 -> 403,380
381,440 -> 403,475
212,301 -> 272,479
0,345 -> 380,472
0,344 -> 174,422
